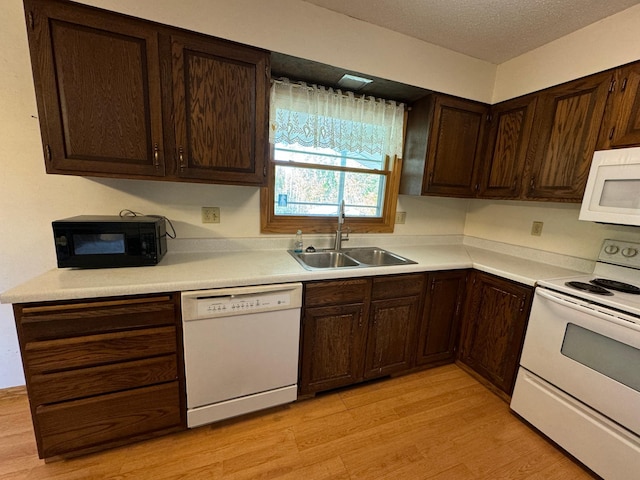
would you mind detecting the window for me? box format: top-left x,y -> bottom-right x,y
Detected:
260,78 -> 405,234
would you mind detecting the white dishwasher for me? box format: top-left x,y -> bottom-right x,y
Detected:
181,282 -> 302,428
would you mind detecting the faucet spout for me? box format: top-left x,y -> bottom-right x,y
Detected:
333,200 -> 349,250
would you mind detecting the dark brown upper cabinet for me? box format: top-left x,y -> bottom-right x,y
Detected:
597,62 -> 640,149
170,33 -> 268,185
477,95 -> 538,199
401,94 -> 489,197
24,0 -> 269,186
25,0 -> 166,178
525,71 -> 611,201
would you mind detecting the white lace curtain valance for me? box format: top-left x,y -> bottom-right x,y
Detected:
269,78 -> 405,160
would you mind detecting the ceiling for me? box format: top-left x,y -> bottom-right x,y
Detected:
302,0 -> 640,64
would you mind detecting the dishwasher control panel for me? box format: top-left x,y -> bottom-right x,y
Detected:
182,283 -> 303,320
196,292 -> 293,317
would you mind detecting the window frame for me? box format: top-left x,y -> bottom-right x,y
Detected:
260,146 -> 402,234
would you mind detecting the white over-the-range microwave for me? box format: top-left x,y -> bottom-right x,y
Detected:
580,147 -> 640,227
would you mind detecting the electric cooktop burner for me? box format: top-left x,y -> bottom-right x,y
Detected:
565,281 -> 614,296
591,278 -> 640,295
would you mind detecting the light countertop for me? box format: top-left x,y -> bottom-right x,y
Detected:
1,241 -> 591,304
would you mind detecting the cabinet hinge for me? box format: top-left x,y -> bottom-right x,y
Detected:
45,144 -> 51,162
519,298 -> 526,313
263,165 -> 267,177
28,11 -> 34,30
621,77 -> 628,92
608,78 -> 616,93
486,113 -> 492,122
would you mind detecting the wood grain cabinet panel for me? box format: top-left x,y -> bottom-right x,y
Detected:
526,72 -> 611,201
364,274 -> 425,378
299,303 -> 368,395
13,293 -> 185,460
401,94 -> 489,197
36,382 -> 182,459
478,96 -> 537,199
416,270 -> 467,366
363,296 -> 420,379
170,33 -> 268,185
598,62 -> 640,149
458,272 -> 533,396
24,0 -> 165,177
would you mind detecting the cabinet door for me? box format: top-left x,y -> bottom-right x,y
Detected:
459,272 -> 533,395
24,0 -> 165,177
478,96 -> 537,198
416,270 -> 467,366
171,33 -> 269,185
299,304 -> 367,395
424,95 -> 489,197
598,63 -> 640,149
526,72 -> 611,201
363,296 -> 420,379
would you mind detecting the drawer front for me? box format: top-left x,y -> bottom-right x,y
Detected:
16,295 -> 178,343
25,326 -> 176,374
29,354 -> 178,405
36,382 -> 182,458
372,273 -> 425,300
304,278 -> 371,307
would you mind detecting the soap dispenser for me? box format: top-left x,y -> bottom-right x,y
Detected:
294,230 -> 303,253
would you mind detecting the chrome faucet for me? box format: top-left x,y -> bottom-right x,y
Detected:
333,200 -> 350,250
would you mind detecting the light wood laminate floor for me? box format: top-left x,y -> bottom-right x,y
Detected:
0,364 -> 596,479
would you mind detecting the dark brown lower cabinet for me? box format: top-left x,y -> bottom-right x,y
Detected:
458,271 -> 533,396
13,293 -> 186,460
364,274 -> 425,379
416,270 -> 468,366
299,272 -> 467,396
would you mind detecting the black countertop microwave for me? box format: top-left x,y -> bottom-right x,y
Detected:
52,215 -> 167,268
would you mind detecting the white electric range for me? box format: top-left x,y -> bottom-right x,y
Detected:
511,239 -> 640,480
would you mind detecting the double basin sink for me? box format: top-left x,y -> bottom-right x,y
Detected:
289,247 -> 417,270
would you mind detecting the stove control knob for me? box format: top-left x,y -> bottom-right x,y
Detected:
604,245 -> 619,255
622,247 -> 638,258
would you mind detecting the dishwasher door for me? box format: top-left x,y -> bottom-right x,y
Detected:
182,283 -> 302,427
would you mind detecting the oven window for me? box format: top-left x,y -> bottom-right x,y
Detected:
73,233 -> 126,255
600,179 -> 640,208
562,323 -> 640,393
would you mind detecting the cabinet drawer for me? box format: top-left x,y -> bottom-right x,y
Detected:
304,278 -> 371,307
36,382 -> 182,458
29,354 -> 178,405
16,295 -> 178,343
24,326 -> 176,374
372,273 -> 425,300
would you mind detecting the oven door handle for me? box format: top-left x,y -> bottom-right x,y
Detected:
536,288 -> 640,333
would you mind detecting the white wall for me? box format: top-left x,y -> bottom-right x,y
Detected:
464,200 -> 640,260
493,3 -> 640,102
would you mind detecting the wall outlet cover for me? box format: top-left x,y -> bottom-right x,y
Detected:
202,207 -> 220,224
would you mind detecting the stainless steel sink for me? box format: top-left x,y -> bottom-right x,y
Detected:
289,247 -> 417,270
342,248 -> 411,266
292,251 -> 359,269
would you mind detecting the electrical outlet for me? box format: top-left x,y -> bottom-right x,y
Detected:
202,207 -> 220,224
531,221 -> 543,236
395,211 -> 406,224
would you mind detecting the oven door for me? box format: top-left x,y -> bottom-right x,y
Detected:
519,287 -> 640,435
